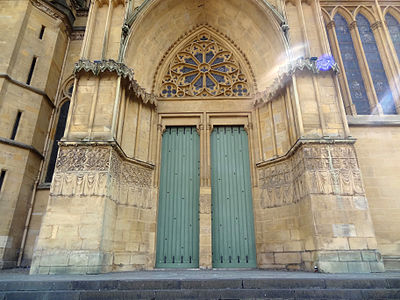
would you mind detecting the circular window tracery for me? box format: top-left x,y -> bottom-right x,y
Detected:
160,32 -> 250,98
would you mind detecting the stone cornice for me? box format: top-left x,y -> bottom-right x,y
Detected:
256,137 -> 356,168
74,59 -> 157,106
255,57 -> 340,105
58,140 -> 155,169
30,0 -> 74,33
0,73 -> 55,108
0,137 -> 44,159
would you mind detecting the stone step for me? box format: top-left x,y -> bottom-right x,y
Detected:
1,288 -> 400,300
1,277 -> 399,299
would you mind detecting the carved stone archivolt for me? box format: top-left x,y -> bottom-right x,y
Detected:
258,143 -> 365,209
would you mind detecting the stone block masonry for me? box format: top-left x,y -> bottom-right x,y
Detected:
30,143 -> 156,274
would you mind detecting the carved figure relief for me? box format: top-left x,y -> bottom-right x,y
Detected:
52,146 -> 153,207
159,31 -> 251,98
258,144 -> 365,209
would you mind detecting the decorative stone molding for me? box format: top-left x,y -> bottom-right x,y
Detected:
74,59 -> 157,106
51,144 -> 153,200
255,57 -> 340,105
110,152 -> 152,188
371,21 -> 383,31
349,21 -> 358,31
30,0 -> 73,32
257,142 -> 364,209
55,146 -> 111,172
71,30 -> 85,40
326,20 -> 336,30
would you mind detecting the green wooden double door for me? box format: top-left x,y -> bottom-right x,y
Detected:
156,126 -> 256,268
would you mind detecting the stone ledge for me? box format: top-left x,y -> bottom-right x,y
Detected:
317,250 -> 385,273
30,250 -> 113,275
0,73 -> 54,108
0,137 -> 44,159
347,115 -> 400,126
383,256 -> 400,271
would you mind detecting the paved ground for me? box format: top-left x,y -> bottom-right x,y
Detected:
0,268 -> 399,281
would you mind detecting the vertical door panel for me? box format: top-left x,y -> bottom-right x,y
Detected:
211,126 -> 257,268
156,127 -> 200,268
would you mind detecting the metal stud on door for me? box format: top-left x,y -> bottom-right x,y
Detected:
211,126 -> 257,268
156,127 -> 200,268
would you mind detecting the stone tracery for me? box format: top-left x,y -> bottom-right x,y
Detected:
159,32 -> 251,98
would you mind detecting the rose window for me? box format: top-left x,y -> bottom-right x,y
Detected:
160,33 -> 250,98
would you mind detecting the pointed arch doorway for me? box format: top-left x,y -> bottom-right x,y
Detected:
154,27 -> 257,269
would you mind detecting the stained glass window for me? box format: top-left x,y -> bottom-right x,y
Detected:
334,14 -> 370,114
160,32 -> 250,98
386,14 -> 400,67
357,14 -> 396,114
45,100 -> 70,182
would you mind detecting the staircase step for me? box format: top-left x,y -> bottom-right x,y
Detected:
1,288 -> 400,300
1,270 -> 400,299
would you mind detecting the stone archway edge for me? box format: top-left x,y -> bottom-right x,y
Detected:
124,0 -> 287,30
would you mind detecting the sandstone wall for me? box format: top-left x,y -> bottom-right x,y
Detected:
0,0 -> 69,268
351,126 -> 400,270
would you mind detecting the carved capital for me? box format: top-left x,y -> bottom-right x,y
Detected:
326,20 -> 335,30
349,21 -> 357,31
157,124 -> 166,133
371,21 -> 383,31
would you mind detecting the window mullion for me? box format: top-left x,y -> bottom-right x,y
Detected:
349,20 -> 382,115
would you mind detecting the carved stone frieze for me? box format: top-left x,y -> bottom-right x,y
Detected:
74,59 -> 157,106
55,146 -> 111,172
71,31 -> 85,41
258,143 -> 365,208
110,152 -> 152,188
52,145 -> 154,203
255,57 -> 340,105
50,172 -> 108,197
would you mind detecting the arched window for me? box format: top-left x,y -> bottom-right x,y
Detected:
357,14 -> 396,114
333,14 -> 370,114
44,98 -> 71,182
158,30 -> 252,98
385,13 -> 400,62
